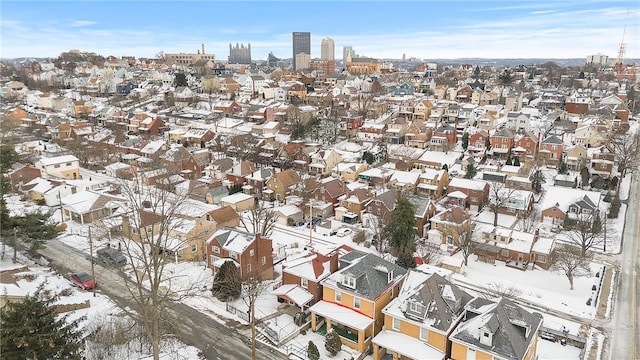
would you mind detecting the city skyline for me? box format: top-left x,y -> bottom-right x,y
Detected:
1,1 -> 639,61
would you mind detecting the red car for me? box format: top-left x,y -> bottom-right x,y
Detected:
70,272 -> 96,290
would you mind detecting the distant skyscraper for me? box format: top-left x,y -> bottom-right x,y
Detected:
343,45 -> 355,66
228,43 -> 251,64
321,37 -> 335,61
292,32 -> 311,70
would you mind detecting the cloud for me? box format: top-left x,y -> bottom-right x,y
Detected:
531,10 -> 556,15
69,20 -> 97,27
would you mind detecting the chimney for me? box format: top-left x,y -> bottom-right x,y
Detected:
202,44 -> 205,55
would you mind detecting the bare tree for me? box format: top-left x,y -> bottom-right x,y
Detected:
364,214 -> 386,253
442,219 -> 474,266
111,175 -> 201,360
517,209 -> 537,233
240,204 -> 279,238
415,237 -> 441,265
487,183 -> 517,227
605,128 -> 640,193
561,212 -> 604,257
241,275 -> 272,360
552,245 -> 592,290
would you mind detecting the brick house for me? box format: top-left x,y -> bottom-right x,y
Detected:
490,128 -> 514,158
366,189 -> 399,223
513,133 -> 538,160
206,228 -> 274,280
539,135 -> 564,167
468,130 -> 489,154
447,178 -> 490,213
314,177 -> 347,206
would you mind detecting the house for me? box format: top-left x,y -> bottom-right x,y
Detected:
539,135 -> 564,167
245,168 -> 274,197
416,168 -> 448,199
573,122 -> 609,148
487,186 -> 534,217
481,228 -> 555,269
205,205 -> 240,231
505,112 -> 531,134
372,271 -> 474,360
589,148 -> 615,179
406,195 -> 437,237
309,149 -> 343,176
413,151 -> 460,172
220,192 -> 255,212
313,177 -> 347,207
404,121 -> 431,149
449,297 -> 543,360
264,169 -> 301,201
431,123 -> 457,152
490,128 -> 514,158
333,163 -> 368,182
539,186 -> 602,225
309,252 -> 408,353
447,178 -> 490,213
565,144 -> 588,172
35,155 -> 81,180
388,171 -> 420,195
336,187 -> 372,223
513,133 -> 538,160
273,250 -> 340,309
275,205 -> 304,226
61,190 -> 125,225
428,207 -> 471,249
206,228 -> 274,280
7,165 -> 41,192
366,189 -> 399,223
468,131 -> 489,154
226,161 -> 257,185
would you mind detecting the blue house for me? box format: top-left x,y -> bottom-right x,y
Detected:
116,81 -> 137,95
393,81 -> 414,96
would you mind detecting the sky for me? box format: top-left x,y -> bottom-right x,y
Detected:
1,0 -> 639,61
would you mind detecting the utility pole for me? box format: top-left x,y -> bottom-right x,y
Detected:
59,191 -> 64,223
309,200 -> 313,246
88,226 -> 96,297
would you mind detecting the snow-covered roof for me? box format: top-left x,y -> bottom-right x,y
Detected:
539,186 -> 602,212
272,284 -> 313,307
372,330 -> 444,359
37,155 -> 79,166
309,300 -> 374,331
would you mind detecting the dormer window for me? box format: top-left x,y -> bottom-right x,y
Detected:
480,329 -> 493,346
342,275 -> 356,289
387,270 -> 394,283
409,301 -> 423,313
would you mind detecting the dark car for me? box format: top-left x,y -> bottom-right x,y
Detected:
96,246 -> 127,267
70,272 -> 95,290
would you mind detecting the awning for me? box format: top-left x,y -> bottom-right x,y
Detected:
272,284 -> 313,308
309,300 -> 374,331
372,330 -> 445,360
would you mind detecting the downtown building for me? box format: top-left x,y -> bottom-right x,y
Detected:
292,31 -> 311,70
321,37 -> 335,60
165,44 -> 215,65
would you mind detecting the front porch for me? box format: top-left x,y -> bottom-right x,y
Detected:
310,300 -> 374,353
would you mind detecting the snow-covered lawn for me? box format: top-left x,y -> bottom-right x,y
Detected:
453,253 -> 603,319
537,339 -> 583,360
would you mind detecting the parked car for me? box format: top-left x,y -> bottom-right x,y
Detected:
70,272 -> 95,290
336,228 -> 352,237
96,246 -> 127,267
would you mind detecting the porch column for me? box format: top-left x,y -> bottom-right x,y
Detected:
357,329 -> 365,352
311,313 -> 317,331
373,344 -> 381,360
80,213 -> 84,225
326,318 -> 332,332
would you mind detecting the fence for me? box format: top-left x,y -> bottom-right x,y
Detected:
225,302 -> 250,322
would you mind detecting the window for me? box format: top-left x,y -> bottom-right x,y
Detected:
301,278 -> 308,289
250,249 -> 255,257
146,226 -> 152,233
501,249 -> 509,257
335,291 -> 341,302
261,256 -> 266,265
354,297 -> 360,309
230,252 -> 238,260
210,255 -> 215,265
409,301 -> 422,313
537,255 -> 546,263
446,235 -> 454,245
132,227 -> 139,234
191,244 -> 197,252
392,317 -> 400,331
342,276 -> 356,289
420,327 -> 428,341
66,162 -> 72,166
213,246 -> 220,254
247,263 -> 251,272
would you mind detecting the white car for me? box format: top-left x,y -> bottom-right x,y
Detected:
336,228 -> 352,237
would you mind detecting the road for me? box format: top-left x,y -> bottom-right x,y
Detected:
39,239 -> 287,360
608,171 -> 640,360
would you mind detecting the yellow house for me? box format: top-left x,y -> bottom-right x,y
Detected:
309,252 -> 407,354
35,155 -> 81,180
372,271 -> 473,360
264,169 -> 301,201
450,297 -> 543,360
334,163 -> 368,182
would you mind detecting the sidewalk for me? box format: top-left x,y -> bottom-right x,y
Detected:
596,266 -> 614,320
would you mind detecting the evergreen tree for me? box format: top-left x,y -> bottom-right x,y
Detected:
464,163 -> 477,179
396,252 -> 417,269
609,195 -> 621,218
461,132 -> 469,150
174,72 -> 188,87
228,183 -> 243,195
382,197 -> 417,257
212,260 -> 241,301
362,151 -> 375,165
0,144 -> 19,174
558,160 -> 568,174
513,157 -> 521,166
499,69 -> 514,86
307,340 -> 320,360
324,329 -> 342,356
0,289 -> 84,360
